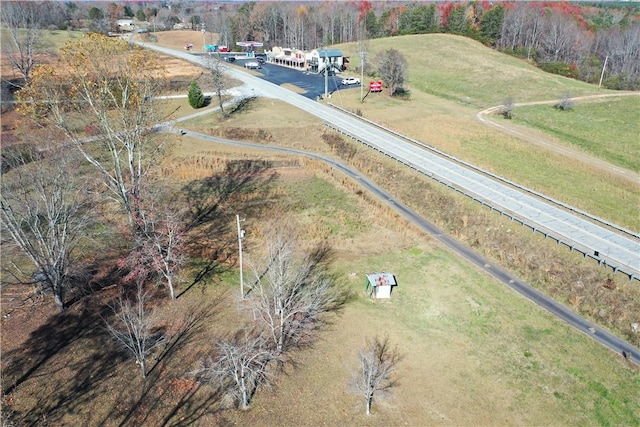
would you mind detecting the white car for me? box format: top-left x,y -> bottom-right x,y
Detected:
341,77 -> 361,85
244,61 -> 261,69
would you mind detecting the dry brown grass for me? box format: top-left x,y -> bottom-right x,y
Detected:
177,95 -> 639,348
3,31 -> 639,427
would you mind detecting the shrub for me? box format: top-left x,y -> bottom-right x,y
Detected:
187,81 -> 205,109
500,98 -> 515,119
555,93 -> 574,111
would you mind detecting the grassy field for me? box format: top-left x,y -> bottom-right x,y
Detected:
513,96 -> 640,171
8,150 -> 636,426
327,34 -> 639,231
3,31 -> 639,427
336,34 -> 617,108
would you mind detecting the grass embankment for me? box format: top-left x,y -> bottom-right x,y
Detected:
330,34 -> 639,231
336,34 -> 616,108
513,96 -> 640,172
4,31 -> 638,427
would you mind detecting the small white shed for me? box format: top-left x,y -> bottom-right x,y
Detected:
365,272 -> 397,299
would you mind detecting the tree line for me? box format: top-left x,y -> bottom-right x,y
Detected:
3,1 -> 637,91
222,1 -> 639,89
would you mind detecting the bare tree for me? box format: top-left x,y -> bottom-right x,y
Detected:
375,48 -> 408,96
246,227 -> 344,354
1,143 -> 91,311
555,93 -> 575,111
121,206 -> 186,300
352,335 -> 403,415
539,12 -> 583,63
197,330 -> 275,410
17,33 -> 170,229
0,1 -> 45,84
205,54 -> 228,118
104,282 -> 166,378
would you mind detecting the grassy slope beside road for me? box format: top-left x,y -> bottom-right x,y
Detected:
333,34 -> 639,231
3,31 -> 638,427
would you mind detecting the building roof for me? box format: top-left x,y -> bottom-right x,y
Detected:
317,49 -> 343,58
366,272 -> 397,287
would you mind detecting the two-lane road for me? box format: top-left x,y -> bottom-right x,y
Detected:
138,41 -> 640,364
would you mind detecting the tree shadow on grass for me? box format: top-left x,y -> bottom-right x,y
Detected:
2,293 -> 129,425
107,299 -> 227,427
227,96 -> 257,116
3,294 -> 227,426
178,160 -> 278,297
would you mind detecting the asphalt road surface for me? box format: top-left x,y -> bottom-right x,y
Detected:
174,126 -> 640,366
137,41 -> 640,364
140,43 -> 639,279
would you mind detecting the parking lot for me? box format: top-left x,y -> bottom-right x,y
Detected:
234,58 -> 350,100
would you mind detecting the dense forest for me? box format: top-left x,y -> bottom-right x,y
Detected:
5,1 -> 640,89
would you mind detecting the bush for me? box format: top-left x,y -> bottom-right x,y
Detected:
391,87 -> 410,99
501,98 -> 515,119
555,93 -> 574,111
187,81 -> 205,109
538,61 -> 575,78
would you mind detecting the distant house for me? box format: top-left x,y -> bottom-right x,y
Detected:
365,272 -> 397,299
117,19 -> 135,31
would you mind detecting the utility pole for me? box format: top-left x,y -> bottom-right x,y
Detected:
324,48 -> 328,99
201,23 -> 206,51
359,51 -> 366,102
236,214 -> 246,298
598,55 -> 609,90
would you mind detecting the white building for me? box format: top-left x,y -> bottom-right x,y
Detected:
117,19 -> 135,31
365,272 -> 397,299
308,48 -> 348,74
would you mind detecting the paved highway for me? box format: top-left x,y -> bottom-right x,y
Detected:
139,41 -> 640,364
168,123 -> 640,366
138,42 -> 639,280
135,41 -> 640,364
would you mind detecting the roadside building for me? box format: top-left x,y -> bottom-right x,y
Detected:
270,47 -> 306,69
308,49 -> 347,74
117,19 -> 135,31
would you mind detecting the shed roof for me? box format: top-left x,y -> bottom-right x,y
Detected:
366,272 -> 397,287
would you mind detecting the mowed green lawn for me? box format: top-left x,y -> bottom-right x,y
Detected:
222,171 -> 640,427
333,34 -> 639,230
513,96 -> 640,172
336,34 -> 615,108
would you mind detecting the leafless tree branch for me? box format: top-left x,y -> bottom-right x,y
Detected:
351,335 -> 403,415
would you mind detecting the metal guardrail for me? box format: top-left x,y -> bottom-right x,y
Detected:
328,103 -> 640,240
323,116 -> 639,282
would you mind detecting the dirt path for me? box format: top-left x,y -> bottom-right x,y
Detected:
476,92 -> 640,185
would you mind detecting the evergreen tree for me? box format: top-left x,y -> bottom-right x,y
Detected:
479,5 -> 505,46
187,80 -> 205,109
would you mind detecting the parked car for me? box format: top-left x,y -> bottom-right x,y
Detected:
341,77 -> 360,85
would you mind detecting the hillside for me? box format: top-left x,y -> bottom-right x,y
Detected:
2,31 -> 638,427
331,34 -> 639,231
